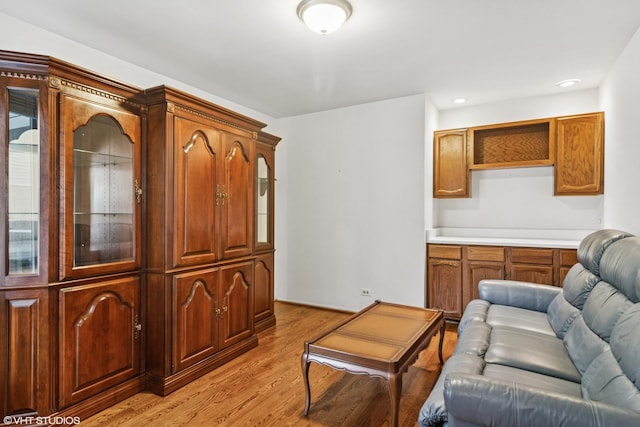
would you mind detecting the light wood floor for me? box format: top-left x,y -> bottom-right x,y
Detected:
79,302 -> 457,427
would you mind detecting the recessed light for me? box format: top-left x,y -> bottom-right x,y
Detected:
555,78 -> 581,88
453,98 -> 467,104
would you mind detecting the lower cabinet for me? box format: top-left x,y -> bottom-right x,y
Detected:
427,243 -> 577,321
58,277 -> 142,408
147,260 -> 257,396
254,253 -> 275,332
0,288 -> 49,419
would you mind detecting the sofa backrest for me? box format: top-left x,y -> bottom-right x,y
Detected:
547,229 -> 634,338
564,237 -> 640,412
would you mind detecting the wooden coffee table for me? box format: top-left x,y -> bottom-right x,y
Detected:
301,300 -> 444,427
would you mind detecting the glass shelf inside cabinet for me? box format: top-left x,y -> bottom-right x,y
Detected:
7,89 -> 40,275
73,115 -> 134,266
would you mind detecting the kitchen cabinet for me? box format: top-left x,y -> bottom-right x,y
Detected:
433,112 -> 604,197
427,243 -> 577,321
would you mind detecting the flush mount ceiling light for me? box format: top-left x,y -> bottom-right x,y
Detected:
453,98 -> 467,104
297,0 -> 353,35
555,78 -> 581,88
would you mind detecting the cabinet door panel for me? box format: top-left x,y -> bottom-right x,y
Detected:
219,262 -> 253,349
220,134 -> 254,259
427,259 -> 462,319
59,277 -> 140,407
173,117 -> 220,267
555,113 -> 604,195
465,261 -> 505,302
254,253 -> 274,324
510,265 -> 554,285
433,130 -> 469,198
0,289 -> 48,418
172,269 -> 218,372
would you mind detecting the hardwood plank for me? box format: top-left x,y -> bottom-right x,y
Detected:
79,302 -> 457,426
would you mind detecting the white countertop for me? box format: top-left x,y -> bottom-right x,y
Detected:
425,228 -> 596,249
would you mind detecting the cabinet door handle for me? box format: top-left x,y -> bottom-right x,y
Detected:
134,179 -> 143,204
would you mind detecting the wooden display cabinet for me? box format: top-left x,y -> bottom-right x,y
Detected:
1,51 -> 146,422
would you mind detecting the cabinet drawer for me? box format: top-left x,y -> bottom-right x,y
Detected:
560,249 -> 578,266
510,247 -> 554,265
428,245 -> 462,260
466,246 -> 505,262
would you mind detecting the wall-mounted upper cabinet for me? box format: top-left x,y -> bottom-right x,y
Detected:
433,112 -> 604,198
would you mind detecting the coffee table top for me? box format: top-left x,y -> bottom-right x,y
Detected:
305,301 -> 443,374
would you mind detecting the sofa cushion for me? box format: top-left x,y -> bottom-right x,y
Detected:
563,316 -> 609,376
599,236 -> 640,303
560,263 -> 601,309
581,349 -> 640,413
484,326 -> 581,382
547,295 -> 580,338
483,364 -> 582,397
453,321 -> 491,356
577,229 -> 634,276
610,305 -> 640,389
582,281 -> 633,341
486,305 -> 556,336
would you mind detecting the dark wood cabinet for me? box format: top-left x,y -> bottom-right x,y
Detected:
427,243 -> 577,321
1,50 -> 279,421
143,86 -> 271,396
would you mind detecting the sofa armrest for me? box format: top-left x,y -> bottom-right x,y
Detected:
443,373 -> 640,427
478,279 -> 561,312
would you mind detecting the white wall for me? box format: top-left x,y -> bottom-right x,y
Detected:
433,90 -> 603,234
600,27 -> 640,235
273,95 -> 426,311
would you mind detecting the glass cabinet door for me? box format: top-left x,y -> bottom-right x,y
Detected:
7,89 -> 40,276
60,95 -> 142,279
255,143 -> 274,251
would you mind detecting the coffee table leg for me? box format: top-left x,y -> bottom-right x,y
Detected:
438,320 -> 445,364
301,352 -> 311,415
389,373 -> 402,427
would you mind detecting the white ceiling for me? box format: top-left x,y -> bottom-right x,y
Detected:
2,0 -> 640,118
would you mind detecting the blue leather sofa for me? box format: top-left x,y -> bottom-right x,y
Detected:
419,229 -> 640,426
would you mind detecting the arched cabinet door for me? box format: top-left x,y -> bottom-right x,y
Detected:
58,277 -> 141,408
172,116 -> 221,267
59,94 -> 142,280
219,133 -> 254,259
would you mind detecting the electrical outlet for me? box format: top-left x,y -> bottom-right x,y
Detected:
361,288 -> 372,297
